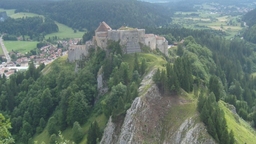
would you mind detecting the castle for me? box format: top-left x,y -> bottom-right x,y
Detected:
68,21 -> 168,62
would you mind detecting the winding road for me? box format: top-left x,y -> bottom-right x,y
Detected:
0,36 -> 11,63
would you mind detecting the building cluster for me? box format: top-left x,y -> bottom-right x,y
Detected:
68,21 -> 169,62
0,39 -> 81,78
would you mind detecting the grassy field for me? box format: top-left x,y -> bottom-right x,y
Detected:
219,101 -> 256,144
45,22 -> 84,39
172,4 -> 243,39
0,8 -> 42,19
42,55 -> 75,75
9,12 -> 44,19
1,9 -> 84,39
123,53 -> 167,72
3,41 -> 37,54
0,8 -> 15,16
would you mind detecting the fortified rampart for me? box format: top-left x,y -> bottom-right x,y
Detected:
68,21 -> 168,62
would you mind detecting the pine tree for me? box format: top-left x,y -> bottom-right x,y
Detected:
140,58 -> 147,75
207,117 -> 218,141
200,104 -> 209,124
160,70 -> 167,93
87,121 -> 101,144
116,97 -> 125,115
72,121 -> 84,143
229,130 -> 235,144
209,76 -> 221,101
153,68 -> 161,85
49,134 -> 57,144
197,92 -> 205,113
134,53 -> 140,74
48,116 -> 58,135
177,44 -> 184,56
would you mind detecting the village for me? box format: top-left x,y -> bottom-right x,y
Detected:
0,38 -> 80,78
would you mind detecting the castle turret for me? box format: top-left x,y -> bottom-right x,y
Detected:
95,21 -> 111,49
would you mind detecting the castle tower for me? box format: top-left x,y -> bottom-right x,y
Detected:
95,21 -> 112,32
94,21 -> 112,49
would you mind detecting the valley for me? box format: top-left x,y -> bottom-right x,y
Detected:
1,0 -> 256,144
171,3 -> 255,39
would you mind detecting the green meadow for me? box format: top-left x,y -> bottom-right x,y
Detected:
1,8 -> 84,40
0,9 -> 84,54
219,101 -> 256,144
0,8 -> 15,16
9,12 -> 44,19
44,22 -> 84,39
3,41 -> 37,54
172,4 -> 243,39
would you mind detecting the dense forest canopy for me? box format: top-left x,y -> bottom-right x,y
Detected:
0,17 -> 58,41
243,8 -> 256,27
151,26 -> 256,143
0,0 -> 171,31
242,8 -> 256,43
1,25 -> 256,143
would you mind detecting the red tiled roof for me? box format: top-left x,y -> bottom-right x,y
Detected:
95,21 -> 112,32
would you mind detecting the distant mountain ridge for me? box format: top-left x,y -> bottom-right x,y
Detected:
0,0 -> 171,31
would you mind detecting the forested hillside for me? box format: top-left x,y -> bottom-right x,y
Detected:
243,8 -> 256,44
0,0 -> 171,31
150,27 -> 256,143
0,17 -> 58,41
243,8 -> 256,27
1,26 -> 256,143
151,27 -> 256,105
0,39 -> 149,143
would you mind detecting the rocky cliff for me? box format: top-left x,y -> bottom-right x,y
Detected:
100,69 -> 216,144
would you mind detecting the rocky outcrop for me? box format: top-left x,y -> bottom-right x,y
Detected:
100,69 -> 216,144
164,117 -> 216,144
100,117 -> 116,143
97,66 -> 108,95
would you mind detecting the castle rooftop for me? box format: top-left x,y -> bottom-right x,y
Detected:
95,21 -> 112,32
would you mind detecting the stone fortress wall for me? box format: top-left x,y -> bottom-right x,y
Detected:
68,21 -> 168,62
67,41 -> 93,62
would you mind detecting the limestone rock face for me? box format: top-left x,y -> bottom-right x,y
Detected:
100,69 -> 216,144
164,118 -> 216,144
100,117 -> 116,144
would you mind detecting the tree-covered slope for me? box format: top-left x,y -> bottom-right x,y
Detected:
242,8 -> 256,44
243,8 -> 256,27
219,101 -> 256,144
0,0 -> 171,31
0,16 -> 58,41
1,24 -> 256,144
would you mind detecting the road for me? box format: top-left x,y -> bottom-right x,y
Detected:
0,36 -> 11,63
